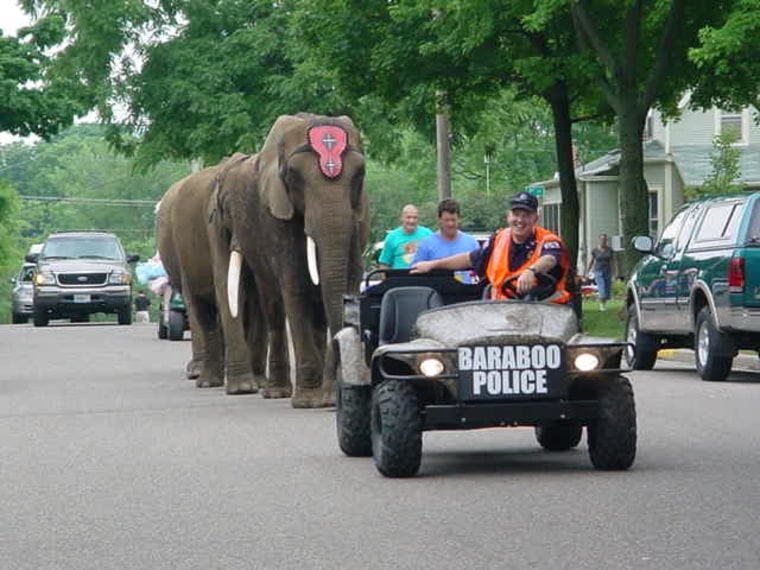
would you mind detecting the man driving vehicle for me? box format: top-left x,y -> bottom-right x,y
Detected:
411,192 -> 571,303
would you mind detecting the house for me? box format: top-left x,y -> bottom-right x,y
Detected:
531,96 -> 760,272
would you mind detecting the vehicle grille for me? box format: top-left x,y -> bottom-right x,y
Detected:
57,273 -> 108,286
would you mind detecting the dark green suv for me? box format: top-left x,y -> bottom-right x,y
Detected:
625,192 -> 760,381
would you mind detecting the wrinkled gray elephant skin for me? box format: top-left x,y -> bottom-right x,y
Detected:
157,160 -> 291,396
215,114 -> 369,408
158,113 -> 368,407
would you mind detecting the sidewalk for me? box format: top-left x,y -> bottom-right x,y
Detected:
658,349 -> 760,371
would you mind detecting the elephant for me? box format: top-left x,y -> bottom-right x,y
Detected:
156,161 -> 291,396
216,113 -> 368,407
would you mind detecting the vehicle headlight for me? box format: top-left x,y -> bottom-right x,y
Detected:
109,270 -> 131,284
574,352 -> 600,372
419,357 -> 445,377
34,271 -> 56,286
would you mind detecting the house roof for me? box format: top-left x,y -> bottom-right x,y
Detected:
535,140 -> 760,188
670,145 -> 760,186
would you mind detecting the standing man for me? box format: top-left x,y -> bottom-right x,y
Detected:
378,204 -> 433,269
134,290 -> 152,323
413,198 -> 479,283
411,192 -> 571,304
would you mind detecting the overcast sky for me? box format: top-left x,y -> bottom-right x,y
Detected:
0,1 -> 31,36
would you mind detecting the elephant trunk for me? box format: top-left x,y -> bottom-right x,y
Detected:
307,203 -> 356,337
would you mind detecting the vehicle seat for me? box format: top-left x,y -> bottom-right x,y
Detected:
378,286 -> 444,345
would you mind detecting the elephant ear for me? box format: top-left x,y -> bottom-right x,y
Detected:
258,115 -> 305,220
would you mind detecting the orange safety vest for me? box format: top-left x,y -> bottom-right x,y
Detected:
486,227 -> 571,303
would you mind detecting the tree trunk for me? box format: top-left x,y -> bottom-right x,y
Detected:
546,83 -> 580,270
617,106 -> 649,275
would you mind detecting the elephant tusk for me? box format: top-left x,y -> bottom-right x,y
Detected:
307,236 -> 320,286
227,250 -> 242,319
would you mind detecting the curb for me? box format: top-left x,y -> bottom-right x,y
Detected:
657,348 -> 760,371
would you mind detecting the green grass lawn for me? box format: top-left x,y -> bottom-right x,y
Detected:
581,299 -> 626,339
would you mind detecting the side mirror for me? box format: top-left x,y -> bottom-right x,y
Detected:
631,235 -> 654,254
8,277 -> 16,284
25,253 -> 39,263
127,254 -> 140,263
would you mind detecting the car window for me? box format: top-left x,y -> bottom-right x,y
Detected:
655,207 -> 689,257
673,204 -> 702,254
20,266 -> 35,281
693,201 -> 743,244
42,236 -> 124,260
746,200 -> 760,243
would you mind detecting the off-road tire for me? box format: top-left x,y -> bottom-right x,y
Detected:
587,375 -> 636,470
337,383 -> 372,457
117,306 -> 132,325
624,305 -> 658,370
33,308 -> 49,327
695,306 -> 733,381
157,319 -> 168,339
168,310 -> 184,340
371,380 -> 422,478
535,421 -> 583,451
12,313 -> 27,324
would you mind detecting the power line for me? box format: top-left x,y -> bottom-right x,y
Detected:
19,195 -> 157,207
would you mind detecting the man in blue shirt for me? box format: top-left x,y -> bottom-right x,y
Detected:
413,198 -> 479,283
378,204 -> 433,269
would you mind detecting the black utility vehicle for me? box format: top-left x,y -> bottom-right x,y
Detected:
332,270 -> 636,478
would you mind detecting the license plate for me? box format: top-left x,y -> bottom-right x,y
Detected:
458,344 -> 566,401
73,294 -> 91,303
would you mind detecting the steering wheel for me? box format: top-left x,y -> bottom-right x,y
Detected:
500,271 -> 558,301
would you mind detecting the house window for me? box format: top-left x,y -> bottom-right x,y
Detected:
542,203 -> 560,234
719,110 -> 745,144
649,191 -> 659,238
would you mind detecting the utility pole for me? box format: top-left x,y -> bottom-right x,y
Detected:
435,91 -> 451,201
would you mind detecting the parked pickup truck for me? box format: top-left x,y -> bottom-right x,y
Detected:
625,192 -> 760,381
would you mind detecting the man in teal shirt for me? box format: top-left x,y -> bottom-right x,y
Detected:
378,204 -> 433,269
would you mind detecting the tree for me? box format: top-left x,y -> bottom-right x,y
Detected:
685,131 -> 743,200
550,0 -> 734,270
0,14 -> 85,137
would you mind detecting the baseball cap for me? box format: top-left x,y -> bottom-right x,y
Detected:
509,192 -> 538,213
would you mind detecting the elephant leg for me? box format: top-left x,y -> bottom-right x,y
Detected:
282,282 -> 329,408
259,291 -> 292,399
242,270 -> 270,394
209,239 -> 257,395
186,292 -> 224,388
184,292 -> 202,380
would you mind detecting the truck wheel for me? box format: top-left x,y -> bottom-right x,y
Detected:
157,319 -> 168,339
695,307 -> 733,381
336,378 -> 372,457
588,375 -> 636,470
535,421 -> 583,451
168,310 -> 184,340
624,305 -> 658,370
371,380 -> 422,478
117,306 -> 132,325
33,308 -> 49,327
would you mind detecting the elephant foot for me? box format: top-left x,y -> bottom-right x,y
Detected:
196,377 -> 224,388
226,373 -> 259,395
291,386 -> 333,409
185,359 -> 202,380
261,383 -> 293,399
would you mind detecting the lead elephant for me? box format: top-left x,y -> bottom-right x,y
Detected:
156,161 -> 291,396
219,113 -> 368,407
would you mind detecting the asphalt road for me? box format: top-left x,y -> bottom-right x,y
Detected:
1,321 -> 760,570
